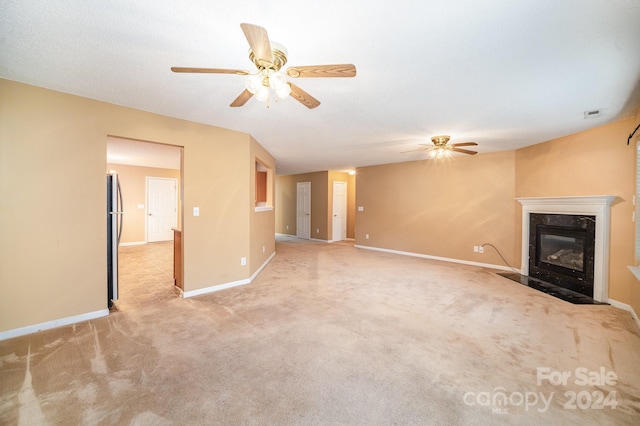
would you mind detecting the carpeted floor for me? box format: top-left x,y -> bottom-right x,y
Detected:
1,237 -> 639,425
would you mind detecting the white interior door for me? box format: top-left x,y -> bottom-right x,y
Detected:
147,177 -> 178,242
332,181 -> 347,242
297,182 -> 311,240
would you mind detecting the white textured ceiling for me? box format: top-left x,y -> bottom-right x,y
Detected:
107,137 -> 181,170
2,1 -> 640,175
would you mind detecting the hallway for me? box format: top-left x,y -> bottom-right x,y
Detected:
115,241 -> 177,310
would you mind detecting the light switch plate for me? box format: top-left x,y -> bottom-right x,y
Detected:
193,207 -> 200,216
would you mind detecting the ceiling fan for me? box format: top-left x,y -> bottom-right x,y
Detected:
171,23 -> 357,109
405,135 -> 478,158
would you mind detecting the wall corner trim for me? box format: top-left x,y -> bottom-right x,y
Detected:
0,309 -> 109,342
608,298 -> 640,332
182,252 -> 276,298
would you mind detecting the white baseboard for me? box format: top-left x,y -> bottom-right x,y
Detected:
608,299 -> 640,331
120,241 -> 146,247
310,238 -> 331,243
181,278 -> 251,298
0,309 -> 109,342
182,252 -> 276,299
250,252 -> 276,281
354,244 -> 521,273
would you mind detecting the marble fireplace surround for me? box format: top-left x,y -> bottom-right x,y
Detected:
516,196 -> 617,303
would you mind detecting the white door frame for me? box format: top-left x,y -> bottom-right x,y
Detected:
332,181 -> 347,242
297,182 -> 311,240
146,177 -> 178,242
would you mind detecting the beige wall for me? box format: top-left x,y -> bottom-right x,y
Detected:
356,151 -> 517,267
516,117 -> 638,311
275,174 -> 298,235
250,137 -> 276,272
0,79 -> 275,333
347,173 -> 356,238
107,163 -> 180,244
275,171 -> 356,240
275,172 -> 328,239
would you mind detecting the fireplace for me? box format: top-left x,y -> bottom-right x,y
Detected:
516,196 -> 617,303
528,213 -> 595,297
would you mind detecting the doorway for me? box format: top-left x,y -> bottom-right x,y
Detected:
297,182 -> 311,240
332,181 -> 347,242
106,136 -> 183,310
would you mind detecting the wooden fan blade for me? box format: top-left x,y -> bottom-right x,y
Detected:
451,142 -> 478,147
401,148 -> 429,153
451,147 -> 478,155
289,83 -> 320,109
230,89 -> 253,107
240,23 -> 273,67
286,64 -> 357,78
171,67 -> 249,75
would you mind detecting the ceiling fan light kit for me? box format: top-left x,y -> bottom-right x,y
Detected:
431,146 -> 451,158
404,135 -> 479,158
171,23 -> 356,109
245,69 -> 291,102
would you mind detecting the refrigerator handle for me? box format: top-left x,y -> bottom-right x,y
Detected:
117,177 -> 124,244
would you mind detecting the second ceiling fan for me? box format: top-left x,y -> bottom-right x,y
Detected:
405,135 -> 478,158
171,23 -> 357,109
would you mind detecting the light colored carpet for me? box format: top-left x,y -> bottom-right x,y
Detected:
1,237 -> 639,425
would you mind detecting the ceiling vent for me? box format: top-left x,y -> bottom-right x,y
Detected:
584,109 -> 602,119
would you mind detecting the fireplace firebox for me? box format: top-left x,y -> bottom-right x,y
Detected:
528,213 -> 595,297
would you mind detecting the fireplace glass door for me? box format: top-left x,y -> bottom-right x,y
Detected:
537,227 -> 585,273
529,213 -> 595,297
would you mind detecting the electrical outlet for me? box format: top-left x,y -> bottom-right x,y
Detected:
473,246 -> 478,252
286,225 -> 289,230
240,257 -> 247,266
262,246 -> 265,253
365,234 -> 369,239
478,246 -> 484,254
316,229 -> 320,234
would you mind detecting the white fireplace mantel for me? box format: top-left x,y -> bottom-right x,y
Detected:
516,196 -> 617,302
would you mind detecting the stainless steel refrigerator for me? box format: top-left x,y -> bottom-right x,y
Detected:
107,171 -> 123,307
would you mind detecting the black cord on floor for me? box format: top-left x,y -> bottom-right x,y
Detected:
481,243 -> 521,274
